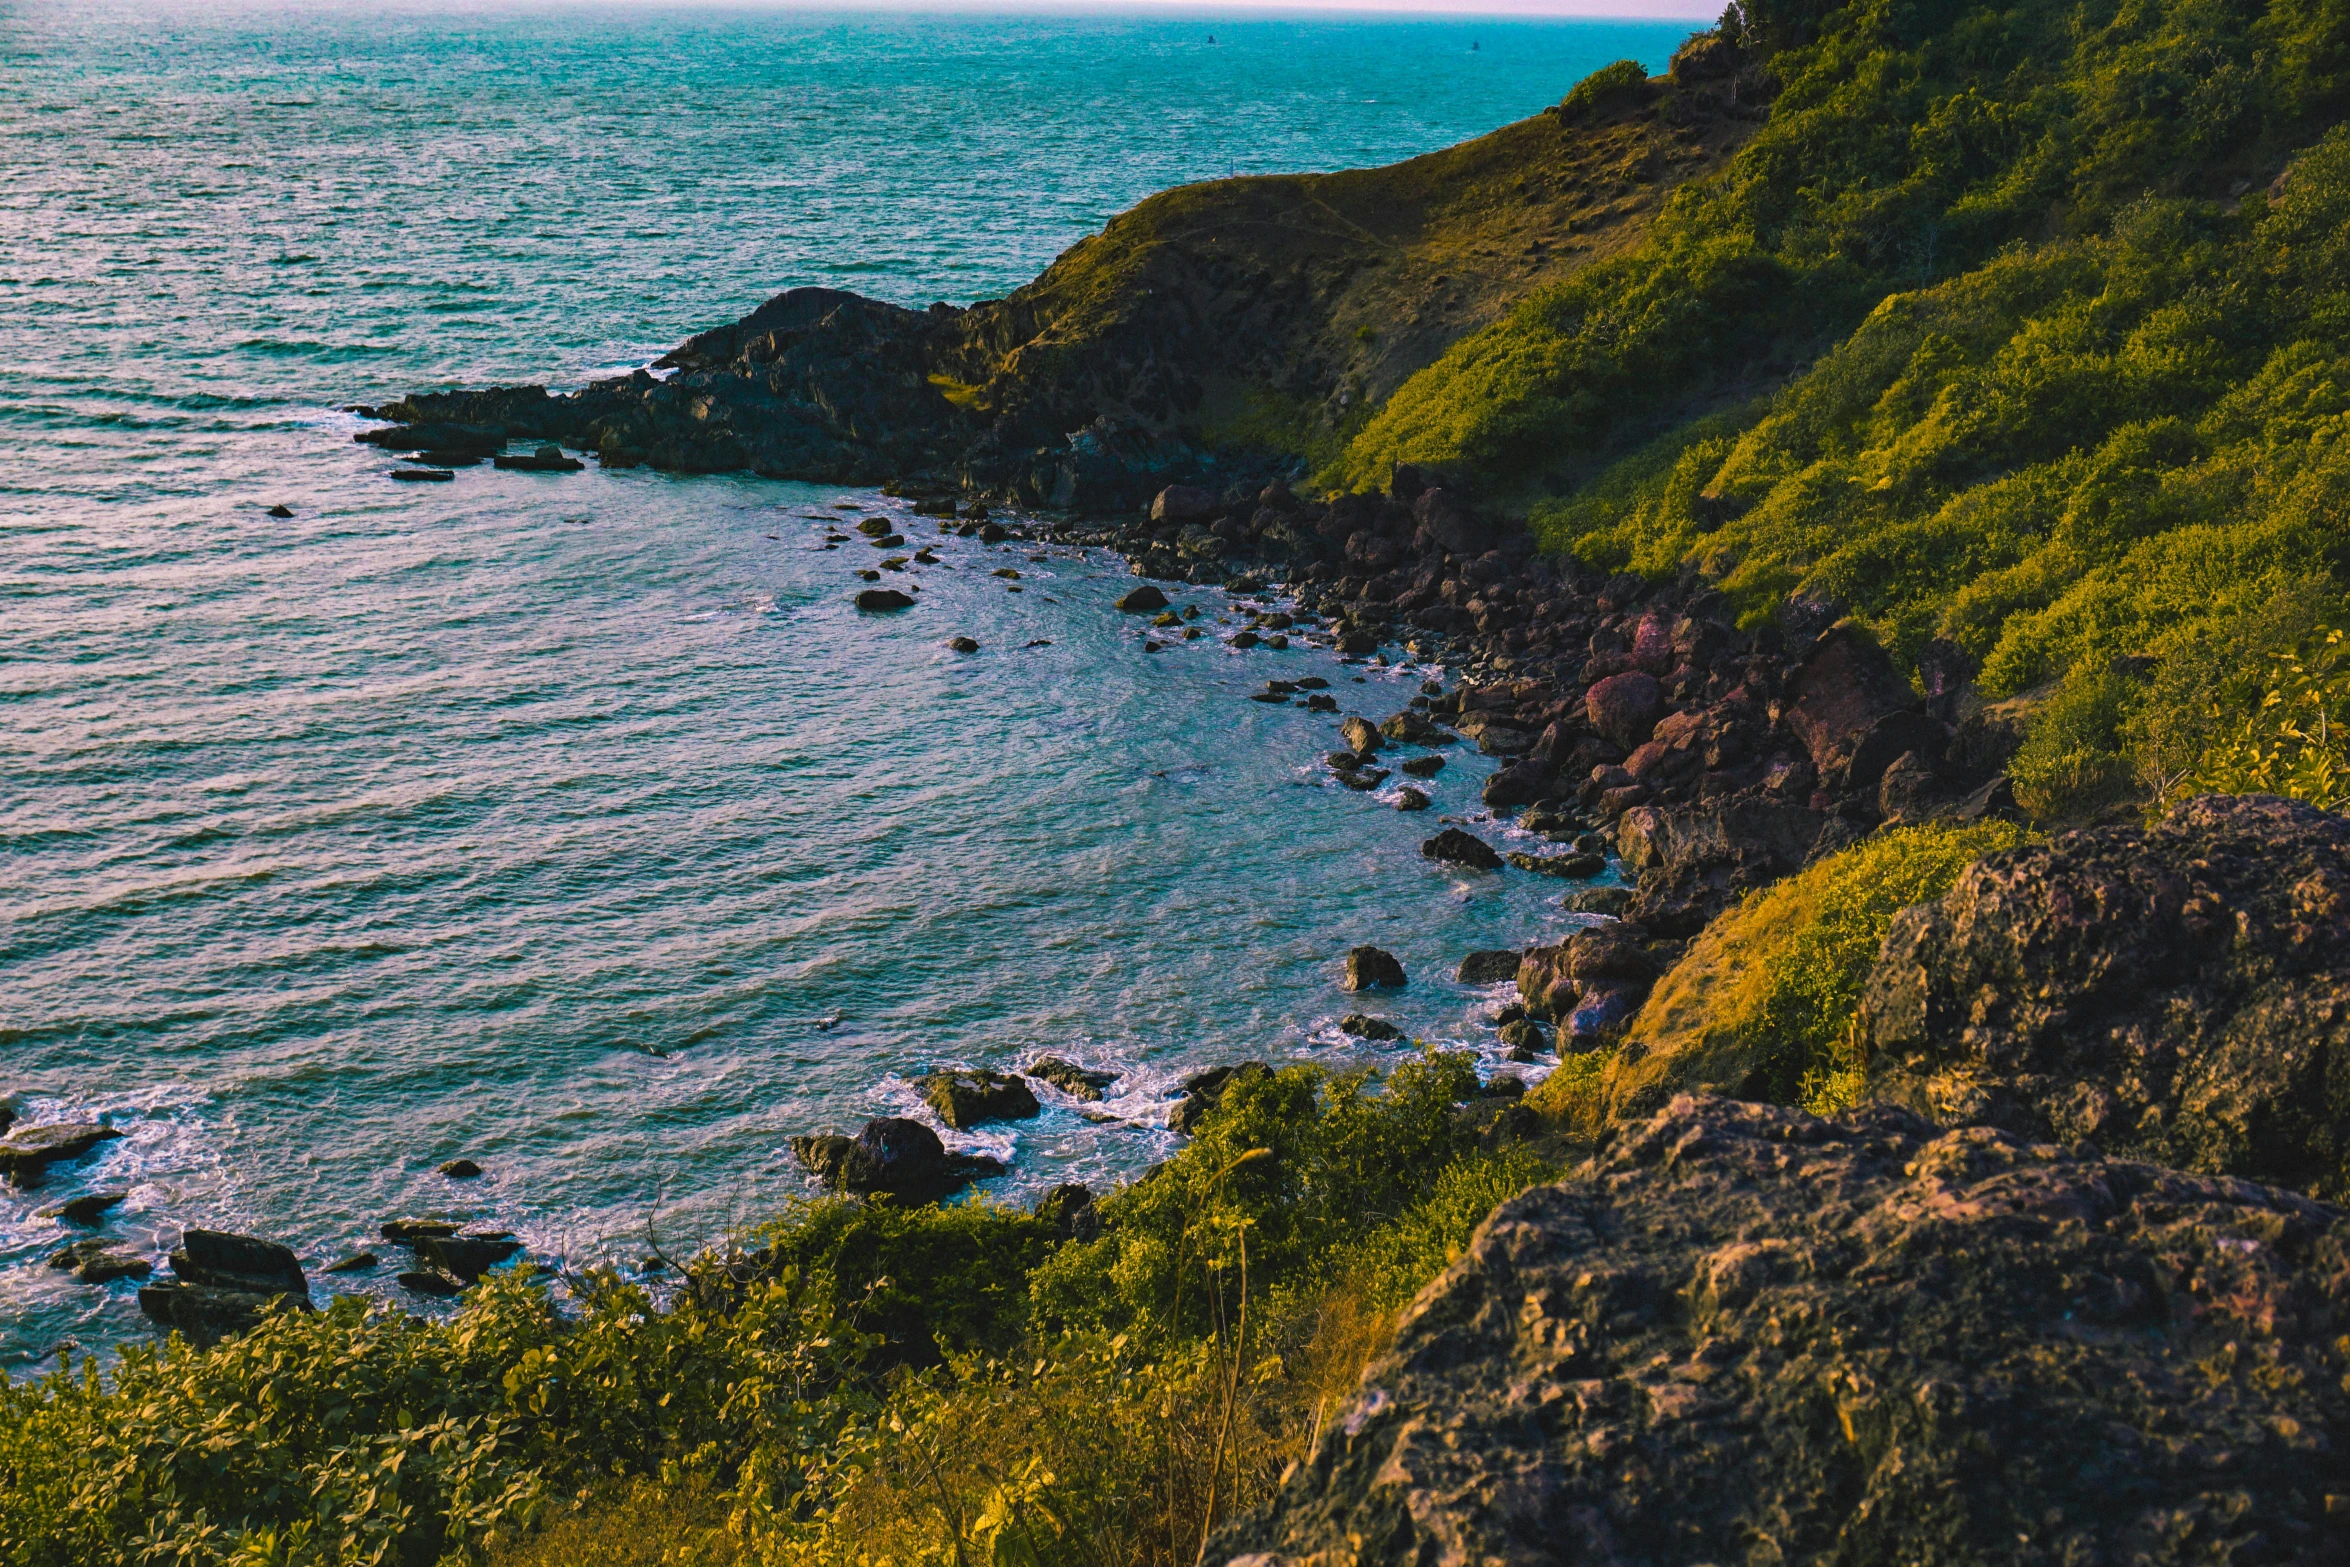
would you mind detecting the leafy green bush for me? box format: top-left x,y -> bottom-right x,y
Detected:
2185,627 -> 2350,809
1560,60 -> 1650,121
2008,666 -> 2143,819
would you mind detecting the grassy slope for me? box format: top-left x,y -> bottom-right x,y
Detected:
936,85 -> 1756,464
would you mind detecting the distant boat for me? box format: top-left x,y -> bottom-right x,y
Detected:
1471,41 -> 1480,51
1207,34 -> 1217,43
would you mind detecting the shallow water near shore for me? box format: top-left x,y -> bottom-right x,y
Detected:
0,1 -> 1677,1365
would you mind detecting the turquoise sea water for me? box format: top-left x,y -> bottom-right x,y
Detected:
0,2 -> 1683,1363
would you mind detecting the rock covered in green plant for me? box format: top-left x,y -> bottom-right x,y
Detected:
919,1068 -> 1041,1128
1218,1094 -> 2350,1566
1865,793 -> 2350,1199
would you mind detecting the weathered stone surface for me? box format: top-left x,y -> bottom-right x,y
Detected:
1398,755 -> 1445,779
1455,950 -> 1521,984
1219,1095 -> 2350,1567
1864,793 -> 2350,1200
921,1069 -> 1042,1129
1338,716 -> 1382,755
1115,585 -> 1169,613
1343,946 -> 1407,991
791,1117 -> 1006,1203
44,1190 -> 127,1225
1516,928 -> 1659,1024
1339,1014 -> 1402,1041
413,1233 -> 523,1283
1379,710 -> 1448,746
138,1229 -> 311,1341
1582,671 -> 1662,749
1028,1056 -> 1117,1101
1614,798 -> 1859,936
1420,828 -> 1501,871
1504,850 -> 1605,878
1150,485 -> 1214,525
0,1123 -> 123,1189
1781,623 -> 1940,788
854,588 -> 915,611
47,1238 -> 151,1285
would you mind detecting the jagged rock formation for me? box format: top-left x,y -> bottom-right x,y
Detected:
1219,1095 -> 2350,1566
356,76 -> 1756,507
1864,793 -> 2350,1200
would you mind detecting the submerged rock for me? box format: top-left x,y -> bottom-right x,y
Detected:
854,588 -> 915,611
47,1238 -> 152,1285
1864,793 -> 2350,1200
919,1069 -> 1041,1129
1221,1095 -> 2350,1565
1342,946 -> 1406,991
414,1233 -> 523,1283
1394,786 -> 1430,811
1455,950 -> 1521,984
1338,1014 -> 1402,1041
43,1190 -> 129,1225
438,1158 -> 482,1179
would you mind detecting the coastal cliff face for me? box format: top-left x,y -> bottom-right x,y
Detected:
358,67 -> 1759,507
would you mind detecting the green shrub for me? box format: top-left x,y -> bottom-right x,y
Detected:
1532,820 -> 2034,1124
2009,666 -> 2144,819
2185,627 -> 2350,809
1560,59 -> 1650,121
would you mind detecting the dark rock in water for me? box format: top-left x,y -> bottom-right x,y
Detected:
1034,1182 -> 1100,1241
47,1238 -> 152,1285
493,445 -> 585,473
857,517 -> 894,537
855,588 -> 915,611
1505,849 -> 1605,878
1561,884 -> 1636,918
1294,677 -> 1330,691
1343,946 -> 1407,991
266,504 -> 294,518
1479,759 -> 1553,809
1456,950 -> 1521,984
0,1106 -> 12,1138
919,1069 -> 1041,1129
978,522 -> 1008,544
438,1158 -> 483,1179
793,1117 -> 1004,1203
1379,710 -> 1449,746
0,1123 -> 123,1190
1421,828 -> 1501,871
1169,1062 -> 1272,1133
1340,716 -> 1382,755
44,1190 -> 128,1225
1865,794 -> 2350,1200
138,1228 -> 312,1340
1117,585 -> 1169,613
1221,1095 -> 2350,1567
419,449 -> 485,467
390,468 -> 455,482
1395,786 -> 1430,811
1516,927 -> 1659,1021
325,1251 -> 379,1274
380,1218 -> 461,1242
397,1270 -> 463,1299
1498,1016 -> 1551,1056
1304,694 -> 1340,712
1028,1056 -> 1117,1101
1249,689 -> 1289,704
1336,767 -> 1388,791
948,636 -> 979,653
414,1232 -> 523,1283
870,534 -> 907,549
1230,630 -> 1261,649
1339,1013 -> 1402,1041
1399,754 -> 1445,778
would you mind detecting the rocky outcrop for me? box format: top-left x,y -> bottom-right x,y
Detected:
1219,1095 -> 2350,1566
1517,929 -> 1661,1049
920,1069 -> 1041,1129
1027,1056 -> 1117,1101
791,1117 -> 1006,1203
0,1123 -> 123,1189
137,1230 -> 312,1342
1863,794 -> 2350,1200
1342,947 -> 1407,991
1419,829 -> 1500,871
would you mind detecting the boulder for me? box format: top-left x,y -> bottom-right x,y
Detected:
1456,717 -> 1534,756
1783,623 -> 1938,784
1584,671 -> 1663,749
854,588 -> 915,611
1343,946 -> 1407,991
45,1190 -> 128,1225
1399,755 -> 1445,778
920,1069 -> 1041,1129
0,1123 -> 123,1189
138,1229 -> 311,1341
949,636 -> 980,653
792,1117 -> 1005,1203
1221,1096 -> 2350,1566
1338,1014 -> 1403,1041
1379,710 -> 1448,746
325,1252 -> 380,1274
380,1218 -> 461,1242
1027,1056 -> 1117,1101
1504,850 -> 1605,878
413,1233 -> 523,1283
1517,928 -> 1659,1019
1479,760 -> 1552,809
438,1158 -> 482,1178
1497,1017 -> 1550,1057
1116,585 -> 1170,613
1339,716 -> 1382,755
1561,885 -> 1635,918
46,1238 -> 151,1285
1169,1063 -> 1272,1133
1615,799 -> 1860,937
397,1270 -> 463,1298
1456,950 -> 1522,984
1034,1182 -> 1100,1241
1863,794 -> 2350,1200
1395,786 -> 1431,811
1150,485 -> 1215,525
1420,828 -> 1501,871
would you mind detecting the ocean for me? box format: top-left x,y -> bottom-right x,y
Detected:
0,1 -> 1684,1364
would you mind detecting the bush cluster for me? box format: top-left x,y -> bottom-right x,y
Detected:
0,1053 -> 1550,1567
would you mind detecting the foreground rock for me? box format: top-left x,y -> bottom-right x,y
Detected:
1865,793 -> 2350,1200
138,1229 -> 311,1341
791,1117 -> 1005,1204
1219,1095 -> 2350,1565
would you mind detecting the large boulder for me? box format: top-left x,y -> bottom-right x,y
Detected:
1517,928 -> 1660,1047
1343,946 -> 1407,991
791,1117 -> 1006,1203
1150,485 -> 1215,525
1218,1095 -> 2350,1566
1420,828 -> 1501,871
0,1123 -> 123,1189
1782,623 -> 1945,788
137,1229 -> 311,1342
1583,672 -> 1663,749
1864,794 -> 2350,1199
920,1069 -> 1041,1129
1615,799 -> 1860,936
